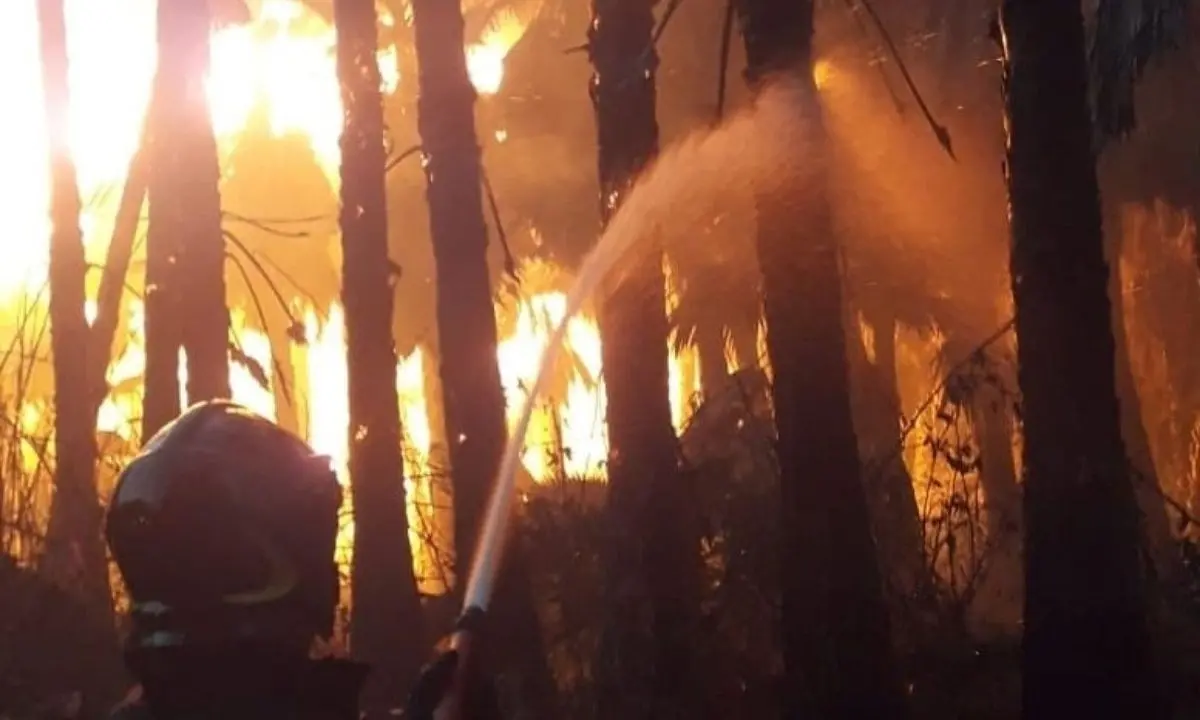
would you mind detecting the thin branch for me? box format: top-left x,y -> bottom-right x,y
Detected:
88,124 -> 150,416
848,0 -> 955,159
837,0 -> 906,115
385,143 -> 425,173
715,0 -> 735,122
480,166 -> 518,280
652,0 -> 686,45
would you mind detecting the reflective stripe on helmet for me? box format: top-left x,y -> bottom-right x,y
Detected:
222,525 -> 299,605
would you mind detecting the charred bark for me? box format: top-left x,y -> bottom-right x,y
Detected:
736,1 -> 906,716
333,0 -> 426,706
37,0 -> 112,615
589,2 -> 702,718
998,1 -> 1159,716
155,0 -> 230,406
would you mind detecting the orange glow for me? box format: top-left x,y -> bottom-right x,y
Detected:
10,0 -> 692,594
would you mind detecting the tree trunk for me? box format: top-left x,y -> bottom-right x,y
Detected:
736,1 -> 907,716
88,127 -> 148,423
589,1 -> 701,718
997,1 -> 1159,716
410,0 -> 506,591
333,0 -> 427,707
410,3 -> 558,715
143,85 -> 183,440
36,0 -> 112,616
155,0 -> 230,406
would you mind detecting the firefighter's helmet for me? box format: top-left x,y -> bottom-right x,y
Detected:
106,400 -> 342,653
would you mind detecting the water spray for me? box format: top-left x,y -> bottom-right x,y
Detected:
436,77 -> 810,717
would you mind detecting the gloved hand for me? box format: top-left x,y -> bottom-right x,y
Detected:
403,608 -> 502,720
403,649 -> 461,720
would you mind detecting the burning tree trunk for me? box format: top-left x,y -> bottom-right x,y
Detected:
153,0 -> 230,408
333,0 -> 427,706
997,1 -> 1158,716
589,2 -> 700,717
36,0 -> 112,615
410,0 -> 506,592
736,1 -> 906,716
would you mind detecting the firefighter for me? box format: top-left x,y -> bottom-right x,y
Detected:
104,400 -> 476,719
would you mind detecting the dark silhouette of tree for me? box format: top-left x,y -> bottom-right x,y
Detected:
333,0 -> 426,707
997,1 -> 1159,716
587,0 -> 701,718
735,0 -> 907,716
144,0 -> 231,438
409,1 -> 557,714
36,0 -> 111,616
161,0 -> 230,407
88,117 -> 148,426
410,0 -> 507,580
143,80 -> 181,436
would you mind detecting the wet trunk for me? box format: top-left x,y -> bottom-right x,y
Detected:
589,2 -> 701,718
156,0 -> 230,406
410,0 -> 557,715
736,1 -> 906,716
1103,201 -> 1178,581
333,0 -> 427,707
37,0 -> 112,616
998,2 -> 1158,716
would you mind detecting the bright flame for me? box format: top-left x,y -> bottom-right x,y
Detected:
8,0 -> 701,595
497,292 -> 607,481
465,7 -> 531,96
4,0 -> 397,301
813,58 -> 834,90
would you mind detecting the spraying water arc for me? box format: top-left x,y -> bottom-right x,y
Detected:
459,76 -> 814,615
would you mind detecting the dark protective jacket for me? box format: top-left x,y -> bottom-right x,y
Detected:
109,657 -> 367,720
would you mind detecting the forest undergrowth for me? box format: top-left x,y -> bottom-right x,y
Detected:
5,327 -> 1200,719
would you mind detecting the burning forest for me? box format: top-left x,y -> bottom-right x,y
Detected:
3,0 -> 1200,717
